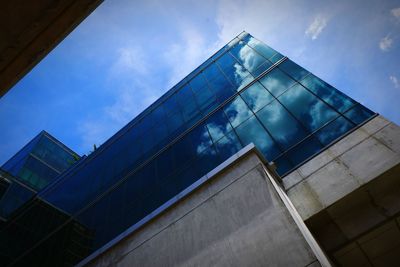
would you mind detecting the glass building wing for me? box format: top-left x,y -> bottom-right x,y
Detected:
0,32 -> 376,266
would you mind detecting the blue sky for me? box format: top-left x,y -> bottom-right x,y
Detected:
0,0 -> 399,164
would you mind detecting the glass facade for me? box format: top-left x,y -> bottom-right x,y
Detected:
0,32 -> 375,266
0,131 -> 80,220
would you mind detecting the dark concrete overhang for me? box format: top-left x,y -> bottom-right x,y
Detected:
0,0 -> 103,98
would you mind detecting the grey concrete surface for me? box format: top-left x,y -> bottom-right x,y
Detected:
285,116 -> 400,220
88,151 -> 319,267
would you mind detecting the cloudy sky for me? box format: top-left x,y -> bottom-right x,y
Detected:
0,0 -> 399,164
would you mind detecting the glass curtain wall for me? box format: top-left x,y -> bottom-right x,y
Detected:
0,32 -> 375,266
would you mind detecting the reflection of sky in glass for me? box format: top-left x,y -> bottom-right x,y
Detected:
235,116 -> 281,161
279,84 -> 338,131
259,68 -> 296,97
278,60 -> 309,81
224,96 -> 253,127
315,116 -> 354,145
205,110 -> 233,142
300,74 -> 355,113
240,81 -> 274,112
256,100 -> 308,150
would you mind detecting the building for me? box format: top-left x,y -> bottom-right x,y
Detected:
0,131 -> 80,222
1,32 -> 399,266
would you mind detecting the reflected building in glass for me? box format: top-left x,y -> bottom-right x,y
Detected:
2,32 -> 396,266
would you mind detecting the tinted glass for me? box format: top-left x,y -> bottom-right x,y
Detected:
279,59 -> 309,81
235,116 -> 281,161
279,84 -> 338,132
315,116 -> 355,145
257,101 -> 308,150
344,104 -> 374,125
300,74 -> 356,113
223,96 -> 253,127
240,81 -> 274,112
259,68 -> 296,97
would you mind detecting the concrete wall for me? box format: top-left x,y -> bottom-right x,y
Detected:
284,116 -> 400,220
88,151 -> 320,267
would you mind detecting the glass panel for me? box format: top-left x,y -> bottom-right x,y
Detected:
251,61 -> 273,77
259,68 -> 296,97
215,131 -> 243,161
279,59 -> 309,81
286,136 -> 322,167
315,116 -> 355,146
163,95 -> 180,115
205,110 -> 233,143
230,42 -> 267,75
203,62 -> 223,83
279,84 -> 338,132
216,52 -> 237,71
269,53 -> 284,63
207,73 -> 235,103
256,100 -> 308,150
344,104 -> 375,125
235,116 -> 281,161
166,111 -> 185,135
188,123 -> 213,155
245,36 -> 278,60
189,73 -> 208,95
240,81 -> 274,112
273,155 -> 293,176
300,74 -> 356,113
224,96 -> 253,127
221,63 -> 252,91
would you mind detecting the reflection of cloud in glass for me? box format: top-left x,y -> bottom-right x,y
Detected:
241,82 -> 273,112
279,85 -> 337,131
195,129 -> 213,155
246,37 -> 276,60
224,97 -> 253,127
301,75 -> 354,113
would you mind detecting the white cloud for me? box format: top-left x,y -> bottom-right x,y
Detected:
163,27 -> 219,87
391,7 -> 400,20
305,15 -> 329,40
112,47 -> 149,76
390,75 -> 399,88
379,35 -> 393,51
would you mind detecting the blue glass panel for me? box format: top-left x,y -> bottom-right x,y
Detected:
235,116 -> 281,161
195,145 -> 222,175
315,116 -> 355,146
189,123 -> 213,155
163,96 -> 180,115
251,61 -> 273,77
230,42 -> 267,75
273,155 -> 293,176
279,59 -> 309,81
205,110 -> 233,143
344,104 -> 375,125
286,136 -> 322,167
279,84 -> 338,132
245,36 -> 277,60
203,62 -> 223,83
189,73 -> 208,95
259,68 -> 296,97
166,111 -> 185,135
221,63 -> 253,91
269,53 -> 284,63
148,105 -> 166,125
207,73 -> 235,103
224,96 -> 253,127
240,81 -> 274,112
256,100 -> 308,150
300,74 -> 356,113
156,147 -> 175,181
216,52 -> 236,71
215,131 -> 243,161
